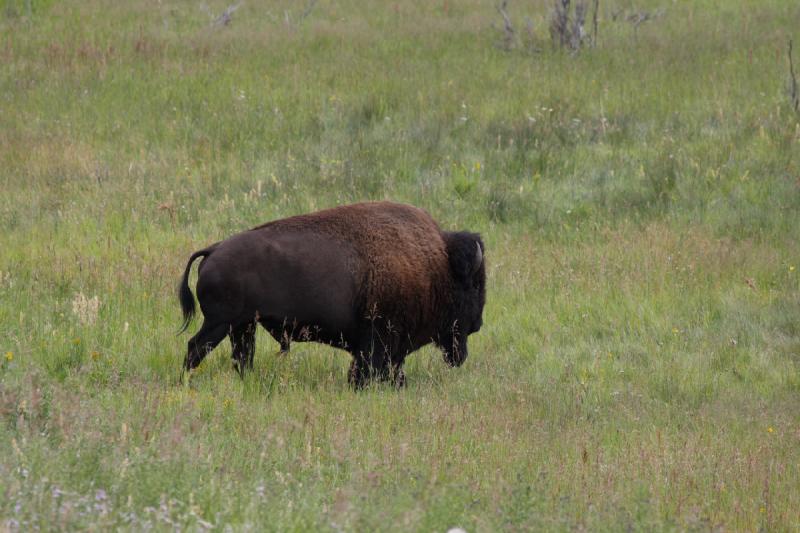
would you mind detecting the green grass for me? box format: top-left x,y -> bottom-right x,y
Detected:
2,0 -> 800,529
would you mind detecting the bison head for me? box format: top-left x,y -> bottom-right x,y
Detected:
440,232 -> 486,367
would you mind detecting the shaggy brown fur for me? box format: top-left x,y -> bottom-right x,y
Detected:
253,202 -> 451,337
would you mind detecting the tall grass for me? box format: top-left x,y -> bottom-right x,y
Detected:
1,0 -> 799,529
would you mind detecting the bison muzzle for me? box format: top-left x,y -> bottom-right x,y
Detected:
177,201 -> 486,388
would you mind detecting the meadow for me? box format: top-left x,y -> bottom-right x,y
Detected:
1,0 -> 799,530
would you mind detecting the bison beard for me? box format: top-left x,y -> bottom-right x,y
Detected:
177,201 -> 486,388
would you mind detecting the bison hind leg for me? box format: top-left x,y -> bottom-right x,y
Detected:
390,365 -> 406,388
275,330 -> 290,355
230,322 -> 257,377
347,358 -> 370,389
185,321 -> 229,371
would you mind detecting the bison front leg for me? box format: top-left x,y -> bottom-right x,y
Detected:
347,353 -> 385,389
278,332 -> 290,354
347,331 -> 392,389
348,359 -> 404,389
347,358 -> 369,389
387,342 -> 411,388
348,351 -> 400,389
229,322 -> 256,377
388,364 -> 406,388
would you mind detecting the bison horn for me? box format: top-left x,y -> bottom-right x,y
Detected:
472,242 -> 483,274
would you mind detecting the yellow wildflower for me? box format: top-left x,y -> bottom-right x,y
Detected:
790,266 -> 795,272
72,338 -> 81,345
4,351 -> 12,362
91,351 -> 100,360
767,426 -> 774,433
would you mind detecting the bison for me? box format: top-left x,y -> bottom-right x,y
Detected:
178,201 -> 486,387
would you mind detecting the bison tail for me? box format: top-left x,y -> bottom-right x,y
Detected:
177,244 -> 217,334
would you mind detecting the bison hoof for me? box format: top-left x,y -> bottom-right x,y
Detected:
347,362 -> 368,389
348,372 -> 368,390
393,370 -> 406,388
233,361 -> 248,378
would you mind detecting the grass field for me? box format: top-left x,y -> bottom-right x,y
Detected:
2,0 -> 800,530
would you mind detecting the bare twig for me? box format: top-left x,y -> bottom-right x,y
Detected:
627,8 -> 664,29
213,2 -> 241,27
550,0 -> 590,51
628,12 -> 649,28
789,39 -> 799,113
550,0 -> 571,49
591,0 -> 599,47
524,17 -> 541,53
283,0 -> 317,29
298,0 -> 318,23
571,1 -> 586,50
497,0 -> 515,50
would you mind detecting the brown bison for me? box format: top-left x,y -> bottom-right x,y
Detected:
178,201 -> 486,387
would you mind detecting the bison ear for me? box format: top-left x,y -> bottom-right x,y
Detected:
446,232 -> 484,284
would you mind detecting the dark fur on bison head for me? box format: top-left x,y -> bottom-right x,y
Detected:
440,231 -> 486,367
